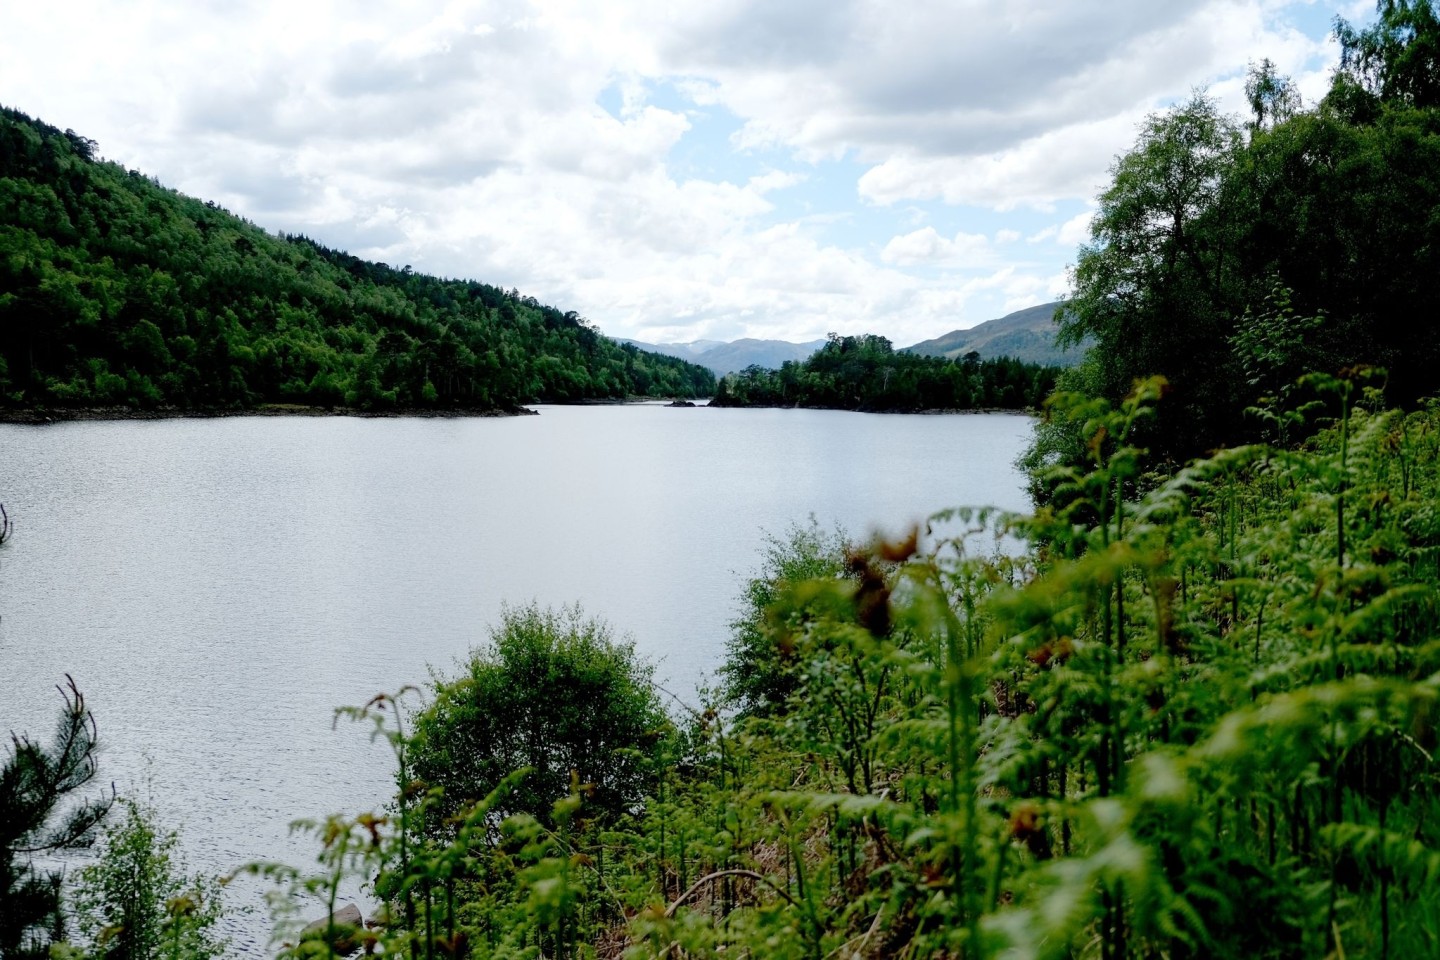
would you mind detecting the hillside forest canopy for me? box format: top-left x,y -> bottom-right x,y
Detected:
0,107 -> 715,413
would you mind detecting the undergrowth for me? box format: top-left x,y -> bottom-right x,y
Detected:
269,375 -> 1440,959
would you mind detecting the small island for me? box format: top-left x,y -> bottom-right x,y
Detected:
709,333 -> 1057,413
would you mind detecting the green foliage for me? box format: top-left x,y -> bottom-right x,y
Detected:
0,107 -> 714,413
1334,0 -> 1440,110
711,333 -> 1058,412
1245,58 -> 1303,132
624,379 -> 1440,958
1062,8 -> 1440,461
1060,92 -> 1244,456
720,521 -> 854,719
255,376 -> 1440,958
0,678 -> 110,960
410,603 -> 672,830
1228,283 -> 1329,443
1014,355 -> 1110,505
71,798 -> 225,960
249,688 -> 651,959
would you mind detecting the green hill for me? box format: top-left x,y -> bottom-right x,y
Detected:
905,301 -> 1088,367
0,107 -> 714,413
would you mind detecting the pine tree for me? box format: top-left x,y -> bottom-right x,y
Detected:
0,677 -> 111,959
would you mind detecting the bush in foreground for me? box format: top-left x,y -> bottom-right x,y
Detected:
410,603 -> 672,830
71,798 -> 224,960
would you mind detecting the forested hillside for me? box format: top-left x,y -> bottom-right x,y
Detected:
0,108 -> 714,413
711,333 -> 1058,411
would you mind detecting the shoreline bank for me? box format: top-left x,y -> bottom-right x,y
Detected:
0,404 -> 540,424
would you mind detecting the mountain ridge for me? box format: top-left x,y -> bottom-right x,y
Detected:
615,337 -> 828,377
622,302 -> 1088,377
904,301 -> 1086,367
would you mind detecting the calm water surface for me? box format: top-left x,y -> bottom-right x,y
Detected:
0,404 -> 1031,952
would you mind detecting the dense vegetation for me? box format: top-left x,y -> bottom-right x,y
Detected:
1059,1 -> 1440,461
710,334 -> 1059,412
227,376 -> 1440,960
409,604 -> 671,831
70,799 -> 225,960
0,108 -> 714,412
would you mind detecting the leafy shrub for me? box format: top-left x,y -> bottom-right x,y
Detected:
72,798 -> 225,960
410,603 -> 672,830
721,520 -> 854,719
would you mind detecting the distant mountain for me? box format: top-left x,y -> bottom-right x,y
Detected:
619,300 -> 1091,378
617,337 -> 828,377
905,302 -> 1089,367
623,339 -> 727,360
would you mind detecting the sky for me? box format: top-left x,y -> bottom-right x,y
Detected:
0,1 -> 1374,346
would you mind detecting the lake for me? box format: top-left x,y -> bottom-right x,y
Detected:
0,403 -> 1032,953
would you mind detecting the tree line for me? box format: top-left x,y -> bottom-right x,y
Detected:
710,333 -> 1059,412
1058,1 -> 1440,463
0,107 -> 715,413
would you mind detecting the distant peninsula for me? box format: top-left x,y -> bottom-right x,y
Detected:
709,334 -> 1059,413
613,337 -> 829,377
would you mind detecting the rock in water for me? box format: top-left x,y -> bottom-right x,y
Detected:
299,903 -> 365,955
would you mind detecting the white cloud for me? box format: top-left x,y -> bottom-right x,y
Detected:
0,0 -> 1349,341
1029,210 -> 1095,248
1056,210 -> 1095,249
747,170 -> 807,194
859,110 -> 1137,211
879,227 -> 992,267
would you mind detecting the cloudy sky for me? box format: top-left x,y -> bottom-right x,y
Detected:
1,1 -> 1370,345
